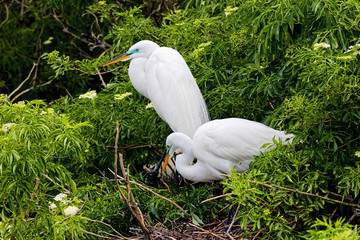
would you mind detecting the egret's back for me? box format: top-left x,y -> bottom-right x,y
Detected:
193,118 -> 294,174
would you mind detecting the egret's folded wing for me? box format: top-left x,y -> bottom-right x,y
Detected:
147,47 -> 209,137
193,118 -> 287,173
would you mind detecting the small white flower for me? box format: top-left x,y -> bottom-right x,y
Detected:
224,6 -> 239,16
54,193 -> 67,202
64,206 -> 79,216
313,42 -> 330,50
79,90 -> 97,99
145,102 -> 154,109
2,123 -> 16,132
49,202 -> 57,209
344,43 -> 360,54
114,92 -> 132,101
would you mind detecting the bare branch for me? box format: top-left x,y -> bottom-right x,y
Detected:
201,194 -> 228,204
77,65 -> 123,76
41,173 -> 71,194
83,230 -> 123,240
226,204 -> 239,234
8,62 -> 37,99
11,80 -> 52,102
114,121 -> 151,238
108,168 -> 191,222
248,180 -> 360,208
0,0 -> 14,28
53,11 -> 91,45
188,223 -> 227,240
85,218 -> 127,239
96,67 -> 107,87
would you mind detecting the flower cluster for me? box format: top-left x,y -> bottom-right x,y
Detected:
79,90 -> 97,99
313,42 -> 331,50
190,41 -> 212,59
64,206 -> 79,216
1,123 -> 16,132
344,43 -> 360,55
114,92 -> 132,101
48,193 -> 79,217
224,6 -> 239,16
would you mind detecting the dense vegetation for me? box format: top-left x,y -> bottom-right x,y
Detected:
1,0 -> 359,239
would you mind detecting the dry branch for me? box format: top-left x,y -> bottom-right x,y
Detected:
11,80 -> 52,102
8,62 -> 37,99
114,121 -> 152,238
96,67 -> 107,87
201,194 -> 228,204
188,223 -> 227,240
41,173 -> 71,194
248,180 -> 360,208
0,0 -> 14,28
108,168 -> 191,222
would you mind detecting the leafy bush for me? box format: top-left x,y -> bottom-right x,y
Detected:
1,0 -> 360,239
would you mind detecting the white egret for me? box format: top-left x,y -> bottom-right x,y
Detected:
101,40 -> 209,178
163,118 -> 295,182
101,40 -> 209,137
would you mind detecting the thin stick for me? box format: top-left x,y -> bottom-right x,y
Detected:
188,223 -> 227,240
114,121 -> 151,238
77,65 -> 123,76
248,180 -> 360,208
11,80 -> 51,102
83,230 -> 123,240
200,194 -> 228,204
53,11 -> 90,45
96,67 -> 106,87
30,177 -> 40,201
0,0 -> 14,28
41,173 -> 71,194
226,204 -> 239,234
108,168 -> 191,222
8,62 -> 37,99
85,218 -> 127,239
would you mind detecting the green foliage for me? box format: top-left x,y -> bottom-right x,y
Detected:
305,217 -> 360,240
1,0 -> 360,239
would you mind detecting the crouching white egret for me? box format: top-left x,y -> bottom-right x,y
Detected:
163,118 -> 295,182
101,40 -> 209,178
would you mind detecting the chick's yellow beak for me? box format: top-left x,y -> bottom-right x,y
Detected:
101,52 -> 130,67
161,153 -> 170,174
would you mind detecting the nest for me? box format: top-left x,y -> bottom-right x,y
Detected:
129,218 -> 245,240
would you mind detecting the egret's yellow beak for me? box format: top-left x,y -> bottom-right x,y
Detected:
161,153 -> 170,174
101,52 -> 130,67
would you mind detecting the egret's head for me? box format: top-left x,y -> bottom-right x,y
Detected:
101,40 -> 160,67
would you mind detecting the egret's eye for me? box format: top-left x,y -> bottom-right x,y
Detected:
135,49 -> 139,52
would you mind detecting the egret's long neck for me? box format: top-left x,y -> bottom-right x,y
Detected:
128,58 -> 150,99
168,133 -> 208,182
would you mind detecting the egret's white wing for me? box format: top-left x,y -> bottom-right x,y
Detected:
193,118 -> 291,173
147,47 -> 209,137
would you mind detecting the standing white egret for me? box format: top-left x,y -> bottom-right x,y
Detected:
101,40 -> 209,177
163,118 -> 295,182
101,40 -> 209,137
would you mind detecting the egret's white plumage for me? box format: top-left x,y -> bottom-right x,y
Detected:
166,118 -> 295,182
102,40 -> 209,138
